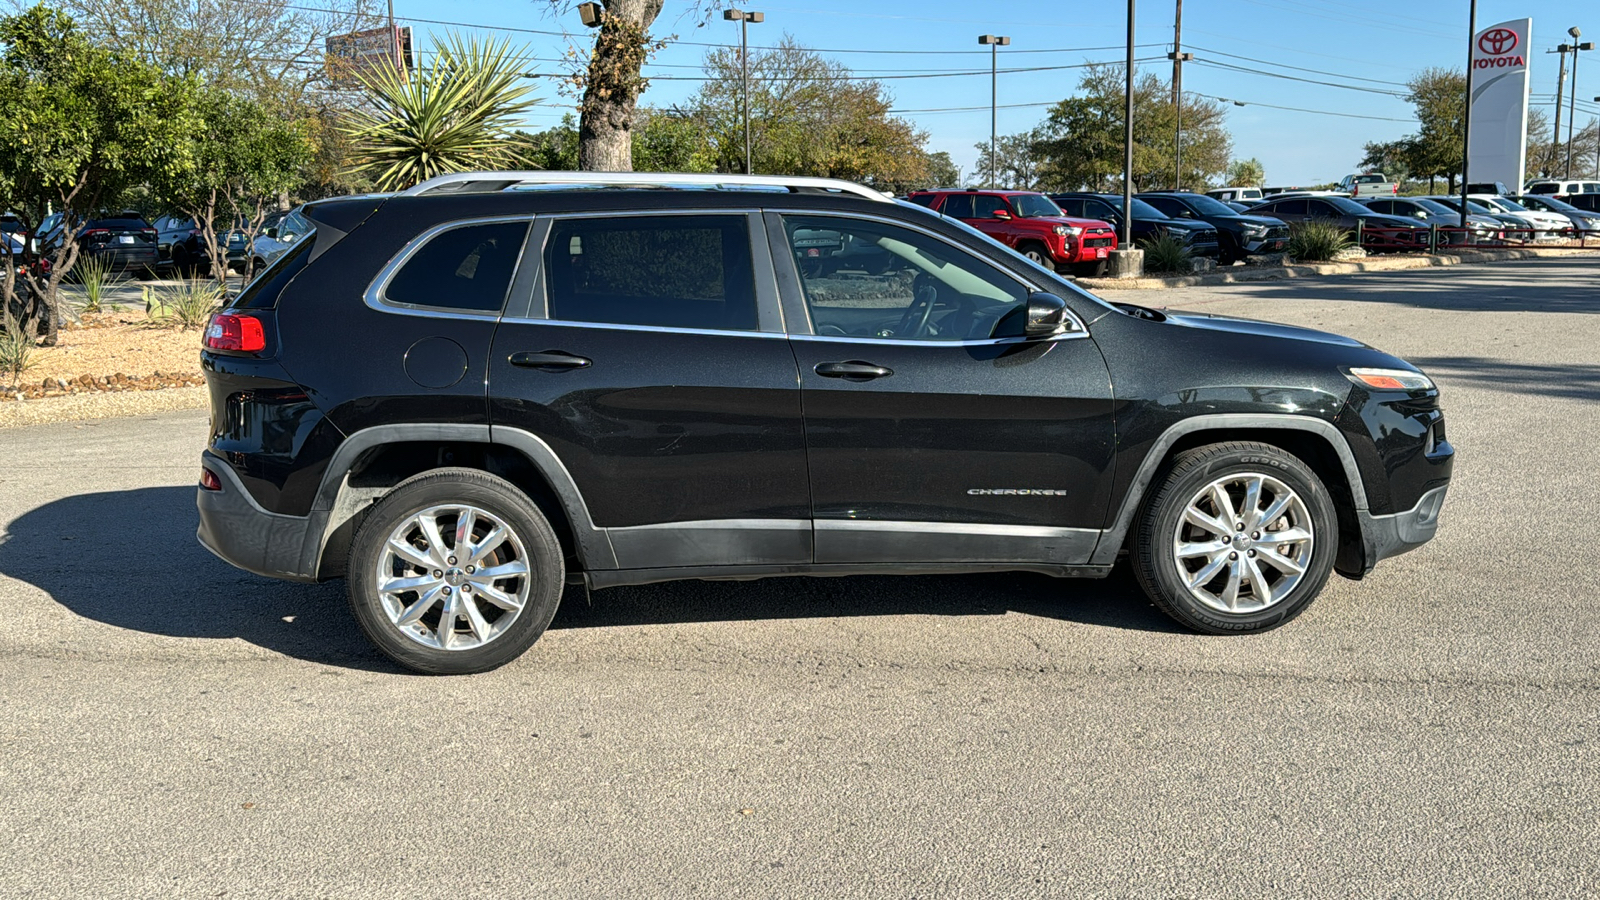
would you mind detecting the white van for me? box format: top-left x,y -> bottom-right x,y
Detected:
1206,186 -> 1263,202
1523,180 -> 1600,198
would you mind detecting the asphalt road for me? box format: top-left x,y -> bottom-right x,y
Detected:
2,258 -> 1597,899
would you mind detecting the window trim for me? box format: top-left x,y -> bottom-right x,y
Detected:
763,208 -> 1088,346
512,209 -> 784,335
364,215 -> 535,320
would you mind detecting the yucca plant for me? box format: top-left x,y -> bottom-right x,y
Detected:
147,281 -> 224,331
0,313 -> 38,386
1139,233 -> 1193,275
342,33 -> 539,191
1286,220 -> 1352,262
67,253 -> 121,315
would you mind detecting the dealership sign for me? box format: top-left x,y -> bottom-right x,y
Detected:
325,25 -> 413,89
1467,18 -> 1532,192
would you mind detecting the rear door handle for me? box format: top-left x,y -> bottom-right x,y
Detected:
814,360 -> 892,379
510,350 -> 592,370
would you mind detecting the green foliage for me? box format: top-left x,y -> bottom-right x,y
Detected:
343,32 -> 539,191
65,252 -> 119,312
1286,220 -> 1351,262
972,131 -> 1043,189
1225,157 -> 1265,187
1397,68 -> 1462,187
924,151 -> 960,188
146,279 -> 222,330
1139,233 -> 1192,274
0,312 -> 36,384
1031,64 -> 1231,192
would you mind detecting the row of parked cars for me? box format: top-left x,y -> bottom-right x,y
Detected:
0,206 -> 314,280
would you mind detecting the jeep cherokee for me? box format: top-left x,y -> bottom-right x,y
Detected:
196,172 -> 1453,674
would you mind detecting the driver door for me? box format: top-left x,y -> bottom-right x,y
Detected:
767,212 -> 1116,566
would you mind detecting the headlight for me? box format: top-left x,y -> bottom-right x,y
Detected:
1346,367 -> 1435,391
1584,218 -> 1600,227
1053,225 -> 1083,236
1242,225 -> 1268,236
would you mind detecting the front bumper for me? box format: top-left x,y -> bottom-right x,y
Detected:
196,453 -> 321,583
1357,485 -> 1448,572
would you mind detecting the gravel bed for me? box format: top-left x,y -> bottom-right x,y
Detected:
0,385 -> 207,429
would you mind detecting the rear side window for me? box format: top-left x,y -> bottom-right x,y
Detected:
940,194 -> 976,218
385,220 -> 528,313
544,215 -> 757,332
906,194 -> 939,208
1528,184 -> 1555,194
1269,199 -> 1308,215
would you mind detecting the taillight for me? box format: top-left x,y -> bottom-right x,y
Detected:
205,313 -> 265,353
83,228 -> 110,244
200,468 -> 222,491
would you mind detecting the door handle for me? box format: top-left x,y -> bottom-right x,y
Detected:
814,360 -> 892,379
510,350 -> 591,370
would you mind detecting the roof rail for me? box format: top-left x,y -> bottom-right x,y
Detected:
399,171 -> 894,203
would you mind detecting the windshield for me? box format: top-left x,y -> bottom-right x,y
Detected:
1489,197 -> 1528,212
1410,199 -> 1460,217
1353,175 -> 1385,184
1099,197 -> 1166,218
1323,196 -> 1376,214
1010,194 -> 1064,218
1183,195 -> 1240,216
1524,195 -> 1580,212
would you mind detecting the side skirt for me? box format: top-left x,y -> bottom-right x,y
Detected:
582,562 -> 1115,590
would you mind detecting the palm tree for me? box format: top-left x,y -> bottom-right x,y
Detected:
343,34 -> 538,191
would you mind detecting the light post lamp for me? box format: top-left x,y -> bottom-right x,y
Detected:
1594,97 -> 1600,178
724,8 -> 765,175
978,35 -> 1010,188
1459,0 -> 1476,231
1565,29 -> 1593,178
1169,51 -> 1192,190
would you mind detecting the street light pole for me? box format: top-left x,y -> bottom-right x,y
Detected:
1121,0 -> 1135,250
1553,44 -> 1571,173
979,35 -> 1010,188
1459,0 -> 1476,231
724,8 -> 765,175
1566,30 -> 1593,178
1168,0 -> 1192,191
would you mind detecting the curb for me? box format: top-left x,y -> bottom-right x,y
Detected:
1077,246 -> 1600,291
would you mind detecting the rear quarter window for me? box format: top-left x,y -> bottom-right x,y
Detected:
383,220 -> 529,313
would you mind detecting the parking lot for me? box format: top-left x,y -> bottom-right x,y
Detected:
1,257 -> 1596,898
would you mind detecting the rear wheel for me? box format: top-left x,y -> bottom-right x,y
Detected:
1133,442 -> 1337,634
346,469 -> 565,674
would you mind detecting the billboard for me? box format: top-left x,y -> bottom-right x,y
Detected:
1467,18 -> 1532,191
325,25 -> 413,88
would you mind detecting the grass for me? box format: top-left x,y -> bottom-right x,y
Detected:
145,280 -> 224,331
0,312 -> 37,386
1139,233 -> 1193,274
1286,220 -> 1352,262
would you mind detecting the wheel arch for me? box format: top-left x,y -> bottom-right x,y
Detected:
1092,415 -> 1368,575
303,424 -> 615,581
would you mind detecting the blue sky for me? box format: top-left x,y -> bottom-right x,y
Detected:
395,0 -> 1600,184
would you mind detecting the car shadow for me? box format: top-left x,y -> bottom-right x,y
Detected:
0,487 -> 1179,672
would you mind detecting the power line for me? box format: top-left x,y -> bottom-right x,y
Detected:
1190,58 -> 1410,98
1187,91 -> 1415,123
1185,44 -> 1409,88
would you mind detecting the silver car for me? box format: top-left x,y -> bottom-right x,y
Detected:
245,207 -> 313,275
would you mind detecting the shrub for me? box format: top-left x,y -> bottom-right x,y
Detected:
1286,220 -> 1352,262
0,313 -> 37,385
66,253 -> 121,314
1139,232 -> 1193,274
146,280 -> 223,330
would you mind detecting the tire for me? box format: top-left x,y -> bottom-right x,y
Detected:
171,245 -> 191,278
346,468 -> 565,674
1132,441 -> 1338,634
1071,260 -> 1107,278
1018,242 -> 1055,270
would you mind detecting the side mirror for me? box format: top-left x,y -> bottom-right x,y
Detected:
1024,292 -> 1070,337
992,209 -> 1012,220
262,226 -> 277,239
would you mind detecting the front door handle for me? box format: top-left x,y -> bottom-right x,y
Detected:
814,360 -> 892,379
510,350 -> 592,370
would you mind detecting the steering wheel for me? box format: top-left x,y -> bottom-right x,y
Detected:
894,279 -> 941,339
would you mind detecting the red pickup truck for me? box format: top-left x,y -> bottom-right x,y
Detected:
906,189 -> 1118,276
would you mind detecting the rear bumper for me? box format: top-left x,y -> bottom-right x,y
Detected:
196,453 -> 321,583
1357,484 -> 1449,574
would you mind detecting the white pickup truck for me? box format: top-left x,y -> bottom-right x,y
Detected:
1338,173 -> 1398,198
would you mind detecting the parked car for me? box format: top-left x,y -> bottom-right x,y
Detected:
1137,192 -> 1290,264
195,171 -> 1452,673
35,211 -> 158,277
1466,195 -> 1571,239
1558,193 -> 1600,213
244,207 -> 311,275
1245,195 -> 1427,251
1506,193 -> 1600,236
1422,196 -> 1527,233
153,214 -> 250,275
1222,200 -> 1257,213
1049,193 -> 1220,257
1337,173 -> 1399,198
1522,179 -> 1600,198
1355,197 -> 1504,244
1,213 -> 28,254
905,189 -> 1118,276
1206,186 -> 1264,203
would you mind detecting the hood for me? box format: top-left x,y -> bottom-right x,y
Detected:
1160,309 -> 1369,348
1222,214 -> 1286,229
1155,218 -> 1211,231
1023,215 -> 1114,230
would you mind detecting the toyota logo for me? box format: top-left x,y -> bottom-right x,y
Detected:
1479,28 -> 1518,55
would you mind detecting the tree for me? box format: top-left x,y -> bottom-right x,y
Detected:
688,37 -> 930,187
165,89 -> 310,287
924,151 -> 960,188
1225,157 -> 1266,187
1528,108 -> 1599,179
0,4 -> 199,345
1357,142 -> 1409,182
1398,68 -> 1463,189
343,33 -> 539,191
972,131 -> 1043,190
1031,64 -> 1230,192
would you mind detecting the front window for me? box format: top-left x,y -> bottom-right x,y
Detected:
1182,195 -> 1239,217
1009,194 -> 1063,218
781,214 -> 1030,343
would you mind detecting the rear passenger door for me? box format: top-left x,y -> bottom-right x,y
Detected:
487,211 -> 812,570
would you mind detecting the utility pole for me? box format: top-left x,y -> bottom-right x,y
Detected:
1122,0 -> 1135,249
1553,44 -> 1570,174
1459,0 -> 1475,230
724,8 -> 765,175
1567,29 -> 1593,178
1168,0 -> 1192,190
979,35 -> 1010,188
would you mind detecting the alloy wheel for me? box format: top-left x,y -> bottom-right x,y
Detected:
375,504 -> 532,651
1171,472 -> 1313,614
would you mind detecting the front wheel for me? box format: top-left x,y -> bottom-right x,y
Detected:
1133,442 -> 1337,634
346,469 -> 565,674
1018,243 -> 1055,270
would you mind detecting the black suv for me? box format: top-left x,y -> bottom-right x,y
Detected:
197,172 -> 1453,674
1049,192 -> 1221,258
1137,192 -> 1290,264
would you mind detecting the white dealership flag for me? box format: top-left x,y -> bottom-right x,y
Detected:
1468,18 -> 1533,191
